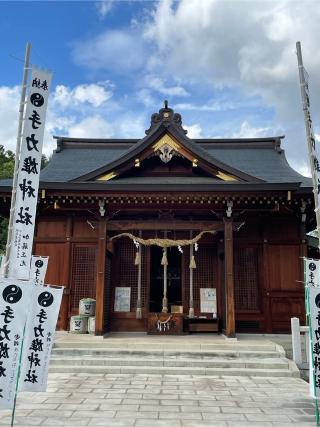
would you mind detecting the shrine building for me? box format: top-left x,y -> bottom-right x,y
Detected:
0,103 -> 314,336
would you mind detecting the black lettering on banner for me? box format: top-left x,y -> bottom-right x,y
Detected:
0,306 -> 14,324
21,156 -> 39,175
0,361 -> 5,377
19,179 -> 36,201
29,338 -> 43,352
16,207 -> 33,225
314,157 -> 320,173
0,325 -> 10,342
28,110 -> 41,130
26,134 -> 39,152
33,324 -> 44,338
32,78 -> 41,89
0,343 -> 9,359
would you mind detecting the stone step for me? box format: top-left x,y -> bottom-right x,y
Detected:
48,364 -> 299,377
50,356 -> 288,369
53,341 -> 278,352
51,347 -> 282,359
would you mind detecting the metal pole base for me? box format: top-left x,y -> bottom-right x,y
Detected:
162,297 -> 168,313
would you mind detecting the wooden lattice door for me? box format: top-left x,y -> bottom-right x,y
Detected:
70,243 -> 97,314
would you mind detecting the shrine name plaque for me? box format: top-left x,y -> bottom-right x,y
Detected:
147,313 -> 183,335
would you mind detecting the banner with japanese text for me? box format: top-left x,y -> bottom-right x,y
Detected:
304,258 -> 320,288
19,286 -> 63,392
30,256 -> 49,285
8,68 -> 52,280
308,285 -> 320,398
0,279 -> 34,409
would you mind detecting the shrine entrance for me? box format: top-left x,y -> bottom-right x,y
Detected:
149,246 -> 182,313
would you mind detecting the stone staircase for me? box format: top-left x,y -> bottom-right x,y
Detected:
49,333 -> 300,378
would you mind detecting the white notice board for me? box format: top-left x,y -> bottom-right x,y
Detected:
200,288 -> 217,315
114,287 -> 131,312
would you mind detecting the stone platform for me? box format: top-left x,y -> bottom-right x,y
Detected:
50,332 -> 299,378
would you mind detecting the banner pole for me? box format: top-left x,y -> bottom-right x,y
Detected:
10,324 -> 26,427
296,41 -> 320,238
4,42 -> 31,278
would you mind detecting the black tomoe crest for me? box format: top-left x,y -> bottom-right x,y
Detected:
309,262 -> 317,272
315,294 -> 320,309
38,291 -> 54,307
3,285 -> 23,304
35,259 -> 44,268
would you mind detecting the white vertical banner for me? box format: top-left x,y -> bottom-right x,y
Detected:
19,286 -> 63,392
8,68 -> 52,280
305,258 -> 320,288
30,256 -> 49,285
0,279 -> 34,409
0,256 -> 4,278
308,285 -> 320,398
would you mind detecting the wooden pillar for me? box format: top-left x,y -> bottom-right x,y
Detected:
95,217 -> 107,335
224,218 -> 235,337
64,216 -> 73,330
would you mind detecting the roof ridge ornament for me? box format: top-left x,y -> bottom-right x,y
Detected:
145,101 -> 188,135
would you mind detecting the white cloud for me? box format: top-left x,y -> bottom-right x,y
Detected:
143,0 -> 320,165
71,30 -> 148,72
185,123 -> 203,138
232,121 -> 271,139
0,86 -> 20,153
146,75 -> 189,97
67,115 -> 114,139
52,81 -> 113,109
95,1 -> 113,20
287,159 -> 311,178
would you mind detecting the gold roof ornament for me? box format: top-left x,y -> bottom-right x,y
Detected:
96,171 -> 117,181
216,171 -> 237,181
153,133 -> 180,152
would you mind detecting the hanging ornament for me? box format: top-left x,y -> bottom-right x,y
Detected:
189,255 -> 197,269
178,245 -> 183,253
133,239 -> 139,249
134,250 -> 140,266
161,248 -> 168,266
194,242 -> 198,252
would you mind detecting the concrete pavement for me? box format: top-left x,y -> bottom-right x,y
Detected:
0,372 -> 316,427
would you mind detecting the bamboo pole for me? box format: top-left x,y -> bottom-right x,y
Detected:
4,42 -> 31,278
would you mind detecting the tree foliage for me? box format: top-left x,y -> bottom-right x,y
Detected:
0,145 -> 15,180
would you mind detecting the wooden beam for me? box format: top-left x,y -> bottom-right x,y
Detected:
107,220 -> 225,231
224,218 -> 235,337
95,217 -> 107,335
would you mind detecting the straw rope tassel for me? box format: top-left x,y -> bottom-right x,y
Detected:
136,240 -> 142,319
189,255 -> 196,269
162,247 -> 168,313
189,238 -> 195,318
161,248 -> 168,266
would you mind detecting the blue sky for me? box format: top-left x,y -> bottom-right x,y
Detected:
1,0 -> 320,176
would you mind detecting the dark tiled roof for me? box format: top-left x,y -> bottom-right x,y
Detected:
202,146 -> 311,187
40,145 -> 132,182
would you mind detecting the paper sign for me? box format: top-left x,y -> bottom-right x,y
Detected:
30,256 -> 49,285
114,287 -> 131,312
19,286 -> 63,392
200,288 -> 217,314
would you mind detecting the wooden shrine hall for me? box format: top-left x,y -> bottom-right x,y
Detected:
0,103 -> 314,336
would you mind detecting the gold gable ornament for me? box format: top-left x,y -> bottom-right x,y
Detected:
153,134 -> 180,164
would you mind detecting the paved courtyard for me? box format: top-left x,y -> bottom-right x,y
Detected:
0,372 -> 316,427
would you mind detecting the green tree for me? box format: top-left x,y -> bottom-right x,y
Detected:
0,145 -> 15,254
0,145 -> 15,179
